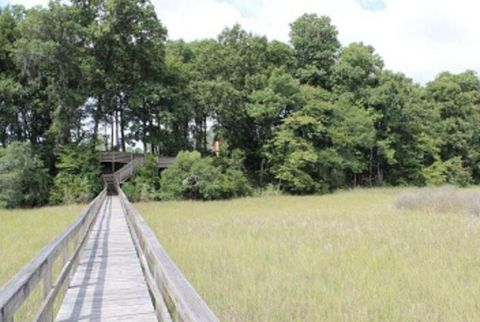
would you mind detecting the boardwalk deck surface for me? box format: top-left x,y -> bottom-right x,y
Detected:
55,196 -> 157,322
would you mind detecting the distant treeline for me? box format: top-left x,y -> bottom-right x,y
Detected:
1,0 -> 479,206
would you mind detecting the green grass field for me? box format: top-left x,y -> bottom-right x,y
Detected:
137,188 -> 480,321
0,204 -> 84,287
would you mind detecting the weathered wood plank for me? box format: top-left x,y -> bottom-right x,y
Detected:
128,213 -> 173,322
55,196 -> 157,322
35,198 -> 109,322
2,158 -> 216,322
118,189 -> 219,322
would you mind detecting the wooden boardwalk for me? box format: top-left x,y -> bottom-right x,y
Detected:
55,196 -> 157,322
1,167 -> 217,322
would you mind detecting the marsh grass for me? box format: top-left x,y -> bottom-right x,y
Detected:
138,188 -> 480,321
0,204 -> 83,320
0,204 -> 83,285
395,185 -> 480,215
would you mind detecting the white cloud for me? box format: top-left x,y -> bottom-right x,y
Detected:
158,0 -> 250,41
4,0 -> 480,84
1,0 -> 44,7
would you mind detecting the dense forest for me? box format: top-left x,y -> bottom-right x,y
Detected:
1,0 -> 479,207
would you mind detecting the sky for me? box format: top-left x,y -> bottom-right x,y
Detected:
1,0 -> 480,84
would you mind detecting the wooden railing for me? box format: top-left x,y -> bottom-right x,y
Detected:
117,187 -> 219,322
0,189 -> 107,322
1,158 -> 216,322
158,157 -> 177,169
99,151 -> 176,169
113,158 -> 145,183
99,151 -> 144,164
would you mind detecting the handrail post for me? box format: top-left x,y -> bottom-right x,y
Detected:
42,259 -> 53,322
112,150 -> 115,174
3,314 -> 13,322
1,309 -> 14,322
62,240 -> 68,267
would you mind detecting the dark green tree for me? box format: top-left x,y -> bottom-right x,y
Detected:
333,42 -> 384,105
0,142 -> 50,208
49,141 -> 102,204
266,86 -> 375,193
90,0 -> 167,151
426,71 -> 480,181
15,2 -> 89,144
290,14 -> 341,88
368,71 -> 439,185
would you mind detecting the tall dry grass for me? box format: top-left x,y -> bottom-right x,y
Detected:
0,204 -> 83,286
395,185 -> 480,215
138,188 -> 480,321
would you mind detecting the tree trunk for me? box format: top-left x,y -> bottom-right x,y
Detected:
111,112 -> 115,151
76,124 -> 80,141
0,131 -> 6,147
115,109 -> 120,150
368,148 -> 374,186
203,114 -> 208,154
260,158 -> 265,186
120,109 -> 126,152
377,162 -> 383,184
93,97 -> 102,139
195,116 -> 202,152
93,115 -> 99,139
103,121 -> 108,151
194,105 -> 203,152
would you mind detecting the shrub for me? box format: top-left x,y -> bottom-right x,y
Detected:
122,181 -> 140,202
0,142 -> 51,208
253,184 -> 283,197
213,149 -> 253,198
395,186 -> 480,215
423,157 -> 472,187
159,151 -> 252,201
221,167 -> 253,198
121,154 -> 160,202
50,142 -> 102,204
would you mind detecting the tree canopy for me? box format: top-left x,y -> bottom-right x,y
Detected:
1,1 -> 480,205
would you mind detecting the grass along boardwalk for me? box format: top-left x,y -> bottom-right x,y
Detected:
0,205 -> 83,286
138,188 -> 480,321
0,182 -> 218,322
55,196 -> 156,322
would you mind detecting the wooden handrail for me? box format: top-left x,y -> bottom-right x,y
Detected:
0,189 -> 107,322
99,151 -> 144,164
99,151 -> 176,169
1,170 -> 216,322
117,188 -> 219,322
113,158 -> 145,184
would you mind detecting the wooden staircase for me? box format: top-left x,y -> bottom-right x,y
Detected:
102,174 -> 117,195
102,158 -> 146,195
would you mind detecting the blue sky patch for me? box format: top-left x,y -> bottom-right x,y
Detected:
355,0 -> 386,11
215,0 -> 264,18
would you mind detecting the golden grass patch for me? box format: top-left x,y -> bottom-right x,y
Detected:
0,204 -> 84,286
138,188 -> 480,321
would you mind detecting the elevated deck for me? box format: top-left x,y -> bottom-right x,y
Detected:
99,152 -> 176,169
